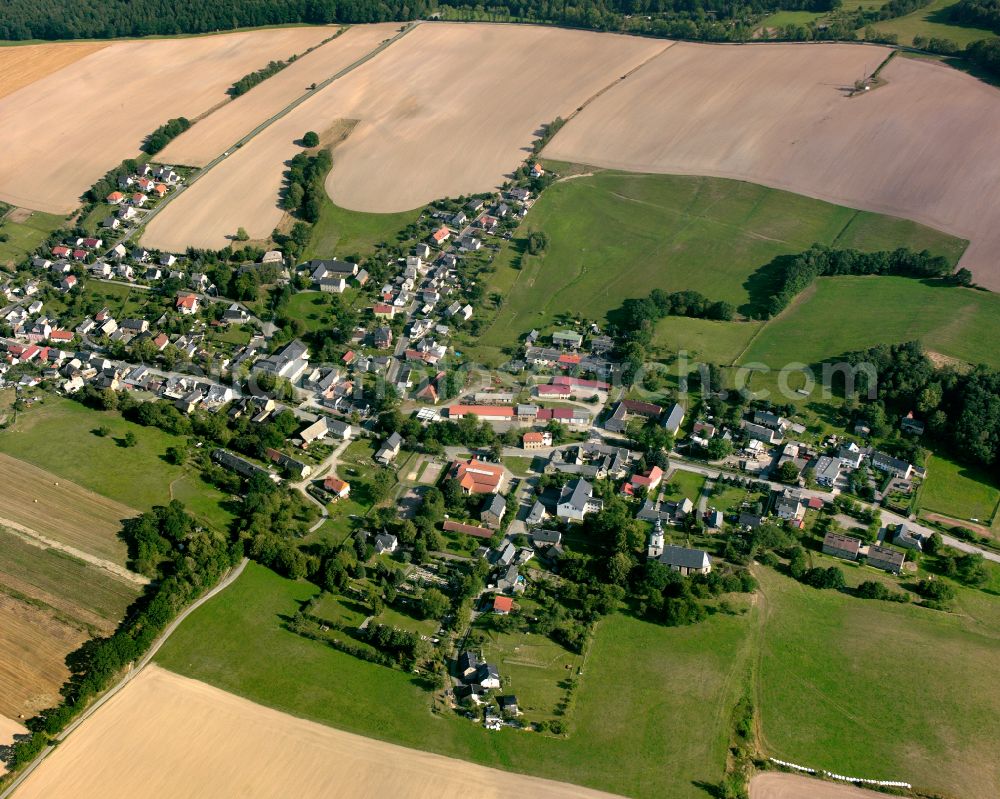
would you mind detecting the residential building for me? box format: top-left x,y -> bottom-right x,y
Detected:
375,432 -> 403,464
450,458 -> 505,495
556,478 -> 603,522
664,402 -> 685,435
867,544 -> 906,575
481,494 -> 507,529
814,455 -> 841,487
822,532 -> 862,561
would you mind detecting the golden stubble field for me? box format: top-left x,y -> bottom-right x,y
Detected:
0,26 -> 334,213
749,773 -> 895,799
0,452 -> 137,565
544,42 -> 1000,291
141,23 -> 670,250
0,42 -> 108,100
156,23 -> 403,167
14,665 -> 625,799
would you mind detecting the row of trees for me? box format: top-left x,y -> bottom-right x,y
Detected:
762,244 -> 957,318
143,117 -> 191,155
230,59 -> 289,97
282,148 -> 333,223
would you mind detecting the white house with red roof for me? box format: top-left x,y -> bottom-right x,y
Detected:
175,294 -> 199,315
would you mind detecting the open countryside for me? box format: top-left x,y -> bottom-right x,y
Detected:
1,4 -> 1000,798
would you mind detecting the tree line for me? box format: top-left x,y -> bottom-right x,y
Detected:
282,148 -> 333,224
230,59 -> 289,97
143,117 -> 191,156
950,0 -> 1000,33
760,244 -> 957,318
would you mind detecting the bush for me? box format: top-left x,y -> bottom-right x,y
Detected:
302,130 -> 320,147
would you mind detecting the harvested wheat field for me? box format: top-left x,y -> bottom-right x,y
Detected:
0,593 -> 88,719
0,42 -> 108,100
0,453 -> 137,565
157,23 -> 402,167
0,26 -> 334,214
545,42 -> 1000,290
142,23 -> 668,250
14,665 -> 624,799
750,773 -> 895,799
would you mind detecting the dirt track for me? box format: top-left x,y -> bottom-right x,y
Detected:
0,27 -> 333,213
750,772 -> 898,799
545,42 -> 1000,290
13,665 -> 625,799
142,23 -> 668,250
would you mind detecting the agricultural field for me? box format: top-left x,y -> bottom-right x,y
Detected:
142,23 -> 668,250
544,42 -> 1000,290
472,171 -> 962,363
869,0 -> 997,46
756,567 -> 1000,799
749,773 -> 892,799
917,453 -> 1000,526
0,26 -> 334,213
155,562 -> 752,799
0,206 -> 65,268
738,276 -> 1000,369
156,24 -> 401,167
0,41 -> 108,100
12,665 -> 624,799
0,525 -> 140,719
0,397 -> 232,532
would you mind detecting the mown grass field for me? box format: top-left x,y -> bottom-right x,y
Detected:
157,561 -> 752,799
0,397 -> 233,531
918,453 -> 1000,524
756,566 -> 1000,799
869,0 -> 997,45
472,171 -> 964,363
738,277 -> 1000,369
304,199 -> 421,260
0,207 -> 64,268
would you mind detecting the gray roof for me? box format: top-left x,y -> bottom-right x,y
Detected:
559,478 -> 594,512
531,528 -> 562,545
483,494 -> 506,517
659,545 -> 711,570
664,402 -> 685,433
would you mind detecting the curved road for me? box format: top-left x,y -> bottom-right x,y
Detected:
0,558 -> 249,799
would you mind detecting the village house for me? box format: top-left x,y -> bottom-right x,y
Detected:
374,532 -> 398,554
663,402 -> 685,435
822,532 -> 862,561
323,476 -> 350,500
481,494 -> 507,529
450,458 -> 505,495
867,544 -> 906,575
605,399 -> 663,434
522,431 -> 551,449
375,432 -> 403,465
556,478 -> 603,522
175,294 -> 199,315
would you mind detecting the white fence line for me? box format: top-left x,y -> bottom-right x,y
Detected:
768,758 -> 912,790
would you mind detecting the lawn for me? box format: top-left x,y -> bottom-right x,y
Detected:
304,199 -> 421,260
156,561 -> 754,799
760,10 -> 825,26
502,455 -> 538,475
281,290 -> 352,333
868,0 -> 997,45
919,453 -> 1000,525
739,277 -> 1000,369
0,207 -> 64,268
756,566 -> 1000,799
473,171 -> 963,363
0,397 -> 232,530
662,470 -> 707,504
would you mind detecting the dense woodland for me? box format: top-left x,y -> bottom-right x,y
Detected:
951,0 -> 1000,33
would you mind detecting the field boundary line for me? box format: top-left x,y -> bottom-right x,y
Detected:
0,518 -> 148,585
0,558 -> 248,799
